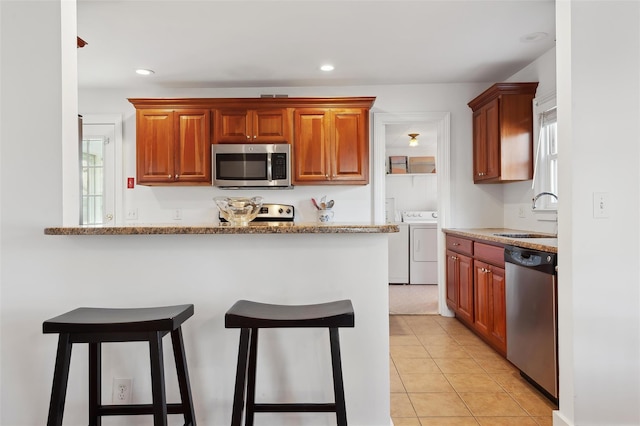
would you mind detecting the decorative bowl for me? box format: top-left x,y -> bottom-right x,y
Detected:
214,196 -> 263,226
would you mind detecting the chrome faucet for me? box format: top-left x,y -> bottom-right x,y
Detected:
532,192 -> 558,210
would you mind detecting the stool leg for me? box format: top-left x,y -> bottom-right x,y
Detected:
231,328 -> 251,426
329,328 -> 347,426
149,331 -> 168,426
88,342 -> 102,426
245,328 -> 259,426
47,333 -> 73,426
171,327 -> 196,426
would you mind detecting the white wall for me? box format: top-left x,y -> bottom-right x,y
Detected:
80,82 -> 497,228
555,2 -> 640,425
504,47 -> 558,234
8,1 -> 640,426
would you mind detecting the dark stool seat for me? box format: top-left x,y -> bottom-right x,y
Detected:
225,299 -> 355,426
43,304 -> 196,426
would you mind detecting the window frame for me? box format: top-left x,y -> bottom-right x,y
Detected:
532,94 -> 558,213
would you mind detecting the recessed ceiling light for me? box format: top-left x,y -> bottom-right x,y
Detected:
320,64 -> 334,72
135,69 -> 155,76
520,32 -> 548,43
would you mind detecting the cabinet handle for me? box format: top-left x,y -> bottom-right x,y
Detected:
168,174 -> 172,179
452,242 -> 460,246
175,174 -> 179,179
246,135 -> 251,139
253,135 -> 257,139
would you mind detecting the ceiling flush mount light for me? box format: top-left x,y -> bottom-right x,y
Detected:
520,32 -> 548,43
135,69 -> 155,76
320,64 -> 334,72
408,133 -> 419,147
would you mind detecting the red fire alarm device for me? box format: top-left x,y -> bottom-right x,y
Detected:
127,177 -> 135,189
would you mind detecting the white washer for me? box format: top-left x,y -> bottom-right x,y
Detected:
388,223 -> 409,284
402,211 -> 438,285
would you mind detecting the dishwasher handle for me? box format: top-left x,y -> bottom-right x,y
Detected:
504,245 -> 557,275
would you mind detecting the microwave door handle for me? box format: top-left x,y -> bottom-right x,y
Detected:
266,153 -> 273,181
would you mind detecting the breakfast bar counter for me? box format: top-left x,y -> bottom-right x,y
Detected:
44,223 -> 398,235
41,222 -> 395,425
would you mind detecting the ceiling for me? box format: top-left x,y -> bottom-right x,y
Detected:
77,0 -> 556,90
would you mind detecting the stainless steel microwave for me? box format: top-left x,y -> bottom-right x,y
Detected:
212,144 -> 291,188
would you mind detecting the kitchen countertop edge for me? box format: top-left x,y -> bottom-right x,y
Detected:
443,228 -> 557,253
44,223 -> 399,235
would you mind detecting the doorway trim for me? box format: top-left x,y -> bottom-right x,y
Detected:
81,114 -> 124,224
373,111 -> 454,316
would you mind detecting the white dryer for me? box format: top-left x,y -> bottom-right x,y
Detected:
402,211 -> 438,285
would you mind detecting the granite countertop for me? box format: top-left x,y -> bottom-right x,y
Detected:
443,228 -> 557,253
44,222 -> 399,236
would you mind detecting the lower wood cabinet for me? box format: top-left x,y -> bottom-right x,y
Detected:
446,249 -> 473,324
473,259 -> 506,352
445,235 -> 507,355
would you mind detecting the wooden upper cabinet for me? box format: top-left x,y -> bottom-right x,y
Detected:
293,107 -> 369,185
175,110 -> 211,183
468,82 -> 538,183
293,109 -> 330,182
135,108 -> 211,185
129,97 -> 375,186
214,108 -> 290,143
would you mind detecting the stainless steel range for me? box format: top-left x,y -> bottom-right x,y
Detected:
219,203 -> 294,224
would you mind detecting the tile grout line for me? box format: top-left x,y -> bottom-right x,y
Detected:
391,314 -> 554,425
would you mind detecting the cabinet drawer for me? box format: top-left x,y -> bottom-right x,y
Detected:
474,242 -> 504,267
446,236 -> 473,256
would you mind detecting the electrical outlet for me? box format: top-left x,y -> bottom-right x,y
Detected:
112,378 -> 132,404
518,206 -> 526,218
173,209 -> 182,220
126,209 -> 138,220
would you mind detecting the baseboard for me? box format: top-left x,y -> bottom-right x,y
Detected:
553,410 -> 573,426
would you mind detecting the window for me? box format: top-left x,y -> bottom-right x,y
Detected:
532,98 -> 558,211
80,118 -> 119,225
81,136 -> 107,224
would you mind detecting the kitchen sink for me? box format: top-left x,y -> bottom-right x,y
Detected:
493,232 -> 557,239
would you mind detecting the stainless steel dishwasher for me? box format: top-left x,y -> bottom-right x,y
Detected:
504,245 -> 558,402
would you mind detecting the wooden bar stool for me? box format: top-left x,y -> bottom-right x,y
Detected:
43,304 -> 196,426
225,299 -> 355,426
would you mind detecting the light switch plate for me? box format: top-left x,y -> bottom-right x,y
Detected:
593,192 -> 609,218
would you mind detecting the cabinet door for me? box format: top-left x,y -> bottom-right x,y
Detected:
490,266 -> 506,351
214,109 -> 251,143
252,109 -> 289,142
215,108 -> 290,143
473,260 -> 507,354
293,109 -> 331,182
473,260 -> 491,336
445,250 -> 458,310
483,99 -> 500,179
457,253 -> 474,324
330,109 -> 368,183
136,109 -> 175,184
473,99 -> 500,182
175,110 -> 211,183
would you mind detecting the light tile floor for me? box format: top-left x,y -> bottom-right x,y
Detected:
390,315 -> 557,426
